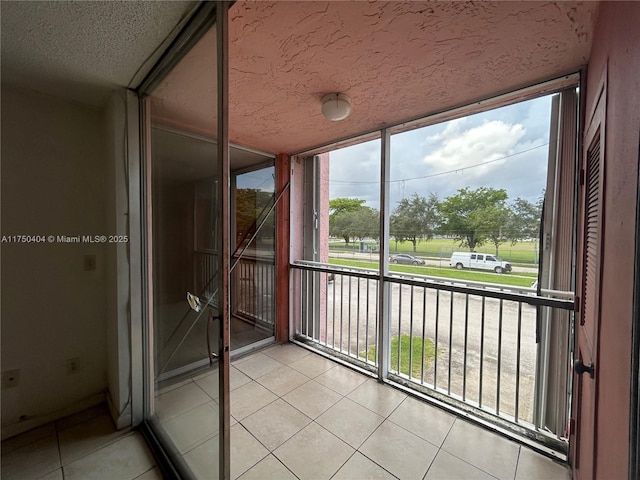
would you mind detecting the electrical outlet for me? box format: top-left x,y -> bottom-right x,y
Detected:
2,370 -> 20,389
67,357 -> 80,374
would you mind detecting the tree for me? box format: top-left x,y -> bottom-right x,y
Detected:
328,198 -> 370,244
235,188 -> 274,248
505,197 -> 542,244
477,204 -> 511,256
390,193 -> 439,252
330,206 -> 379,244
329,197 -> 366,216
438,187 -> 509,252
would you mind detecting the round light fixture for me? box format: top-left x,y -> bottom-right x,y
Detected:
321,93 -> 351,121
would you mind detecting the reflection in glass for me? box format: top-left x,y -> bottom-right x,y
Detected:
146,24 -> 222,479
230,166 -> 276,350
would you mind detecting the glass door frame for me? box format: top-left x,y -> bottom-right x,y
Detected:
230,159 -> 278,355
136,2 -> 231,478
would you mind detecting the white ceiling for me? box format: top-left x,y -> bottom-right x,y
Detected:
0,0 -> 198,106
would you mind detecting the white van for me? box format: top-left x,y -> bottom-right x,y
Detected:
449,252 -> 512,274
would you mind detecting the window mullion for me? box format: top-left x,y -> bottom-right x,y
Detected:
377,128 -> 391,380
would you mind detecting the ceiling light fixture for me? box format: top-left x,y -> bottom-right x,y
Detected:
321,93 -> 351,121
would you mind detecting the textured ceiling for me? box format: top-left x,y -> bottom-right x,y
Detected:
0,0 -> 197,106
1,1 -> 598,155
226,1 -> 597,154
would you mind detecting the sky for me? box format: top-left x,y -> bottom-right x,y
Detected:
236,165 -> 275,191
328,94 -> 554,211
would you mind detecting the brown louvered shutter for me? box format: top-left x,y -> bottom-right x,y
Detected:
581,131 -> 602,344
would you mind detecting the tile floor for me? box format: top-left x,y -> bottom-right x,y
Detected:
0,404 -> 160,480
1,343 -> 571,480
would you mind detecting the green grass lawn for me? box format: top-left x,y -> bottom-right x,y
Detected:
366,334 -> 437,378
329,238 -> 540,265
328,258 -> 537,287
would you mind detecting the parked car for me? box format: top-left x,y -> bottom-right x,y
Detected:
389,254 -> 425,265
449,251 -> 512,273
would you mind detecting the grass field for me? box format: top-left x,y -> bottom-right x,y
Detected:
366,335 -> 437,378
328,258 -> 537,287
329,238 -> 539,265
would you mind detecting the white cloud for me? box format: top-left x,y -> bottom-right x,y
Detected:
327,95 -> 552,207
422,120 -> 526,178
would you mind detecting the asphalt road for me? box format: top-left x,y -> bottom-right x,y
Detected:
329,251 -> 539,274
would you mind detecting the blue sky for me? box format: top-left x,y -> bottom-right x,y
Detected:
329,94 -> 553,210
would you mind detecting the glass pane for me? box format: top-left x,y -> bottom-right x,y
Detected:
389,96 -> 551,278
231,165 -> 276,349
294,140 -> 381,365
326,139 -> 382,268
146,23 -> 223,478
388,95 -> 554,423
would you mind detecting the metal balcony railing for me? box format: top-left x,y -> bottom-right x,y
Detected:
292,261 -> 574,451
232,255 -> 275,328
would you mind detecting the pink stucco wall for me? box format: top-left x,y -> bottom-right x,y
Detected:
290,156 -> 305,336
579,3 -> 640,479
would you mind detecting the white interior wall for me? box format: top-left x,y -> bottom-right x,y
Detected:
1,85 -> 108,437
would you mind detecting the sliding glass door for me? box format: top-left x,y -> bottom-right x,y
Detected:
139,4 -> 230,478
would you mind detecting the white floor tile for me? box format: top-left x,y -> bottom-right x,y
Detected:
288,353 -> 337,378
256,365 -> 310,396
183,424 -> 270,479
274,423 -> 354,480
316,397 -> 384,448
161,401 -> 220,453
388,396 -> 455,446
515,447 -> 570,480
194,370 -> 220,401
56,404 -> 110,432
37,468 -> 64,480
233,353 -> 284,379
360,420 -> 438,480
63,432 -> 155,480
425,450 -> 496,480
134,467 -> 164,480
237,454 -> 297,480
230,381 -> 278,421
262,344 -> 311,364
154,382 -> 211,421
241,398 -> 311,451
282,380 -> 343,419
183,435 -> 220,478
230,425 -> 270,479
0,432 -> 60,480
0,423 -> 56,454
58,414 -> 124,465
441,420 -> 519,480
347,379 -> 407,417
332,452 -> 397,480
0,347 -> 571,480
314,364 -> 368,395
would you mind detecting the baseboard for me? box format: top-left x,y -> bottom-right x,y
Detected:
1,392 -> 105,441
106,390 -> 132,430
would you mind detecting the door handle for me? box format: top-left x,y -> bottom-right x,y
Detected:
574,359 -> 595,378
207,310 -> 220,366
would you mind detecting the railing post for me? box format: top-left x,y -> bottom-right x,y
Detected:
377,129 -> 391,380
